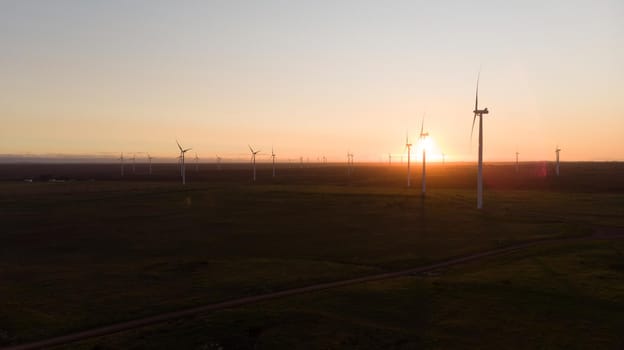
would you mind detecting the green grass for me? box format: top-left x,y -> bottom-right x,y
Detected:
64,239 -> 624,349
1,180 -> 622,347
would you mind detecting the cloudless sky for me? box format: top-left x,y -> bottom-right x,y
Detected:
1,0 -> 622,162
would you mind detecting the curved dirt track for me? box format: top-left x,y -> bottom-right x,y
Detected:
3,232 -> 623,350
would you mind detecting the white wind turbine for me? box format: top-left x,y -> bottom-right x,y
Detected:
176,140 -> 192,185
147,153 -> 153,175
271,146 -> 276,177
419,115 -> 429,195
346,152 -> 354,176
216,155 -> 222,171
555,146 -> 561,176
119,153 -> 124,177
249,145 -> 260,182
405,132 -> 412,187
471,71 -> 490,209
195,153 -> 199,172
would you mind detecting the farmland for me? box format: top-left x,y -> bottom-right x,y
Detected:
1,162 -> 623,349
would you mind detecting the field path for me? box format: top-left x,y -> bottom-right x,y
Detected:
4,230 -> 623,350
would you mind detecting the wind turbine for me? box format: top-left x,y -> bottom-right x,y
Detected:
405,132 -> 412,187
388,153 -> 392,166
176,140 -> 192,185
271,146 -> 276,177
442,153 -> 446,165
194,153 -> 199,172
119,153 -> 124,177
419,115 -> 429,195
147,153 -> 153,175
216,155 -> 222,171
555,146 -> 561,176
471,71 -> 490,209
132,154 -> 136,174
249,145 -> 260,182
515,151 -> 519,173
346,152 -> 354,176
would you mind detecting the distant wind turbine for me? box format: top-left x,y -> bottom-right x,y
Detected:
177,140 -> 192,185
119,153 -> 124,177
347,152 -> 354,176
471,70 -> 490,209
249,145 -> 260,182
405,132 -> 412,187
419,114 -> 429,195
515,151 -> 519,173
195,153 -> 199,172
271,146 -> 276,177
132,154 -> 136,174
216,155 -> 222,171
388,153 -> 392,166
555,146 -> 561,176
147,153 -> 153,175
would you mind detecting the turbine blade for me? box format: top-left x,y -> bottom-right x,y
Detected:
470,114 -> 477,141
176,140 -> 183,152
475,70 -> 480,111
420,113 -> 425,136
248,144 -> 254,153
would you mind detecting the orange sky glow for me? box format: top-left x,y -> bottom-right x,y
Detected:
1,1 -> 622,162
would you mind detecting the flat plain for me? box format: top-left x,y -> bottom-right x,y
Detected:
1,162 -> 623,349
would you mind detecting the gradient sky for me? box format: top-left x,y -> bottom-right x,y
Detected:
1,0 -> 622,162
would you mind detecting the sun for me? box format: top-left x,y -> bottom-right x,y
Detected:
416,136 -> 438,159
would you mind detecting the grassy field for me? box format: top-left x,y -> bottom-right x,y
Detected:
62,239 -> 624,350
1,162 -> 623,348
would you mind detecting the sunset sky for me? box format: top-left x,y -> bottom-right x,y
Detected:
1,1 -> 622,162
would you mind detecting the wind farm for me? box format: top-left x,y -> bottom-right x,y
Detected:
1,2 -> 623,350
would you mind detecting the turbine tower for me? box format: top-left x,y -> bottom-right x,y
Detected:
249,145 -> 260,182
216,155 -> 222,171
119,153 -> 124,177
346,152 -> 354,176
195,153 -> 199,172
471,71 -> 490,209
271,147 -> 276,177
147,153 -> 153,175
405,132 -> 412,187
388,153 -> 392,166
515,151 -> 519,173
555,146 -> 561,176
419,115 -> 429,196
132,154 -> 136,174
176,140 -> 192,185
